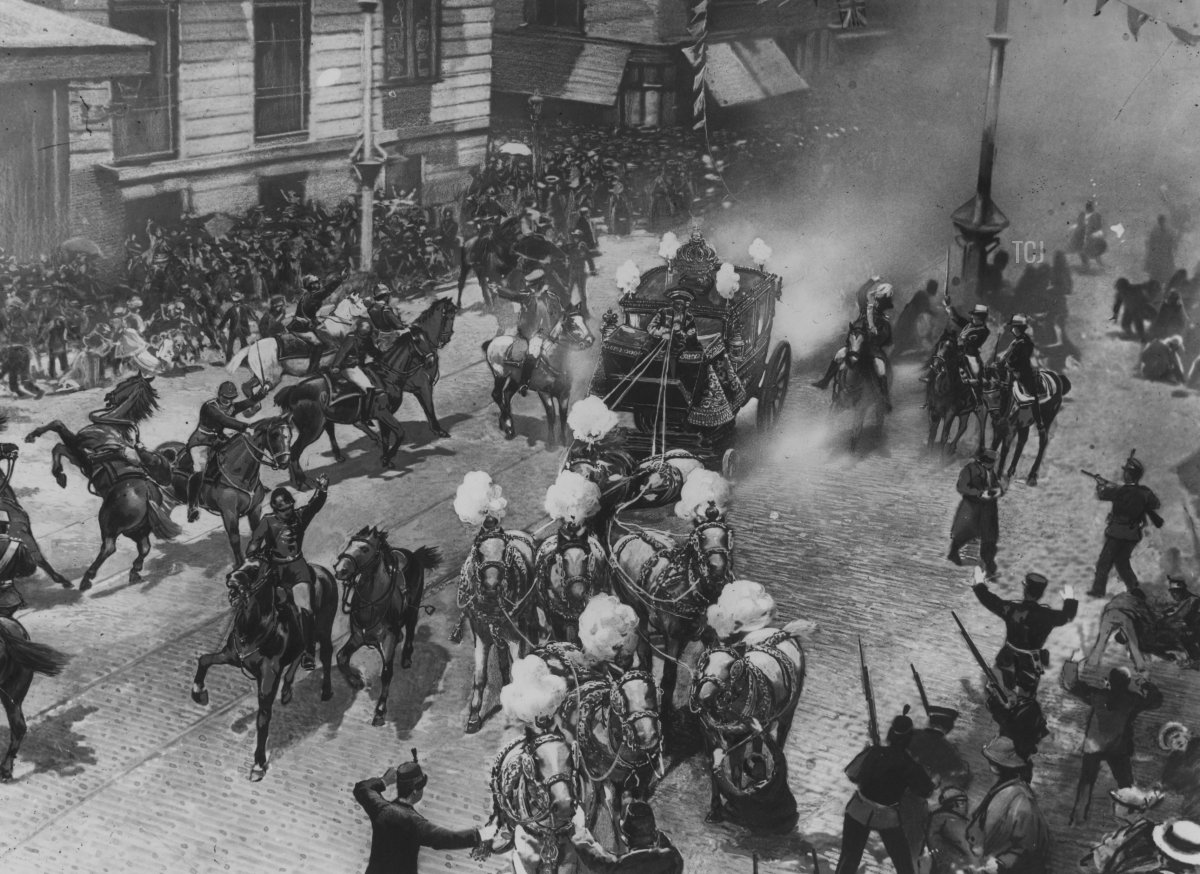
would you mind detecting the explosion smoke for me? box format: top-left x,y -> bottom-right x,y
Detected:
675,469 -> 733,521
707,579 -> 777,641
567,396 -> 620,445
616,260 -> 642,295
658,232 -> 681,261
578,594 -> 640,664
454,471 -> 508,525
544,470 -> 601,524
748,238 -> 773,267
500,656 -> 568,724
715,263 -> 740,299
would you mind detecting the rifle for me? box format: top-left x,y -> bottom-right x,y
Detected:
950,611 -> 1010,707
1081,469 -> 1111,486
911,664 -> 931,717
858,637 -> 881,746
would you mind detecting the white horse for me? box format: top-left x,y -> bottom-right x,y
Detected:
225,295 -> 369,388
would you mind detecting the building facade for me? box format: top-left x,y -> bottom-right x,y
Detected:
491,0 -> 866,129
54,0 -> 493,258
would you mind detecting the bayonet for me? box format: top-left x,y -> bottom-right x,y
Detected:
910,664 -> 931,717
951,611 -> 1010,707
858,636 -> 881,746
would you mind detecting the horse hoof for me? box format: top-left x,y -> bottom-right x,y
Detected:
54,474 -> 66,489
434,429 -> 451,439
465,717 -> 482,734
705,809 -> 725,824
334,454 -> 346,463
129,571 -> 143,584
192,689 -> 209,706
187,508 -> 200,523
249,765 -> 267,782
281,686 -> 293,706
55,576 -> 73,589
1026,474 -> 1039,487
347,672 -> 365,691
372,713 -> 386,727
401,655 -> 413,669
0,769 -> 11,783
23,433 -> 35,444
321,687 -> 333,702
79,578 -> 93,592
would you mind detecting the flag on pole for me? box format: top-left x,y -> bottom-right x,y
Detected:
1127,5 -> 1149,39
684,0 -> 709,133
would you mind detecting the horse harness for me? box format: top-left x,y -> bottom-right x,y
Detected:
202,425 -> 291,500
458,527 -> 534,636
690,631 -> 800,734
573,670 -> 660,783
490,733 -> 578,870
336,537 -> 406,628
536,534 -> 606,622
626,521 -> 732,622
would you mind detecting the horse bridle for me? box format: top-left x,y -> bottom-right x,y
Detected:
608,670 -> 660,755
688,521 -> 733,591
240,420 -> 292,470
336,537 -> 399,616
688,647 -> 735,714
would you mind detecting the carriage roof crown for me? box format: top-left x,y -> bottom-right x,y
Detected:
673,230 -> 720,284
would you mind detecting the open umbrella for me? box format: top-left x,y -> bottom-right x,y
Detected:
497,142 -> 533,157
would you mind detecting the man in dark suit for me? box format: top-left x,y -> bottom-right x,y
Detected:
948,447 -> 1002,577
568,801 -> 684,874
354,754 -> 493,874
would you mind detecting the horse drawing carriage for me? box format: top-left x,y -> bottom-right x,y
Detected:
585,231 -> 791,483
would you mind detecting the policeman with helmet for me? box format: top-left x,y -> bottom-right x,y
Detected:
1090,451 -> 1164,597
813,279 -> 896,411
182,380 -> 268,522
246,473 -> 329,669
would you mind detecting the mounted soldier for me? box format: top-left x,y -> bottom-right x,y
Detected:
996,314 -> 1045,430
368,287 -> 409,333
246,475 -> 328,671
258,295 -> 289,341
329,317 -> 385,409
813,280 -> 895,411
0,509 -> 38,618
180,380 -> 270,523
943,301 -> 990,402
496,269 -> 562,397
287,275 -> 341,374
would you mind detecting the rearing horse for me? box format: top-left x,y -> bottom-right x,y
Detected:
333,527 -> 441,726
611,510 -> 734,742
190,558 -> 337,781
156,417 -> 293,566
24,374 -> 181,590
453,519 -> 537,733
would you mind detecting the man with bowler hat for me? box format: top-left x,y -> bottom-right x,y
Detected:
568,801 -> 684,873
949,448 -> 1003,577
967,736 -> 1050,873
1090,452 -> 1163,597
835,707 -> 936,874
1153,820 -> 1200,872
974,571 -> 1078,693
354,749 -> 494,874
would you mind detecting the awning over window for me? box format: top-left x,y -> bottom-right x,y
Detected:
704,39 -> 809,108
493,34 -> 631,107
0,0 -> 152,83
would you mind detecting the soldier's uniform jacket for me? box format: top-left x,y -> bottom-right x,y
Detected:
1097,482 -> 1161,542
843,744 -> 935,828
248,487 -> 326,566
189,396 -> 260,448
852,308 -> 893,356
288,287 -> 335,331
330,331 -> 381,372
947,306 -> 990,354
352,778 -> 479,874
0,533 -> 38,615
973,584 -> 1078,652
986,691 -> 1049,759
999,332 -> 1037,383
368,304 -> 407,332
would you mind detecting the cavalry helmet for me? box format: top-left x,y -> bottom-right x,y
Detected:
270,487 -> 296,509
971,304 -> 989,317
1167,335 -> 1185,351
525,269 -> 546,284
1123,455 -> 1145,480
217,381 -> 239,400
1022,572 -> 1048,598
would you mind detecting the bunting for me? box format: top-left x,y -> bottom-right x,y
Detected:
683,0 -> 709,133
1084,0 -> 1200,45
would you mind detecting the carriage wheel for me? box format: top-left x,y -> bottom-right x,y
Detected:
721,448 -> 740,480
756,342 -> 792,430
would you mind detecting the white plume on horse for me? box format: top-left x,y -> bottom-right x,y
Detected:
500,656 -> 568,723
707,579 -> 777,641
578,594 -> 640,663
544,470 -> 601,524
454,471 -> 508,525
615,260 -> 642,294
658,232 -> 681,261
748,238 -> 772,267
675,469 -> 733,521
567,396 -> 620,445
715,263 -> 740,299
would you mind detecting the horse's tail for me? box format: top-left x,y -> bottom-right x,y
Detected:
148,490 -> 183,540
409,545 -> 443,572
225,342 -> 253,373
275,384 -> 297,411
0,622 -> 70,677
1058,373 -> 1073,398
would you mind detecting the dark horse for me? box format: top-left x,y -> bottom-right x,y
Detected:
982,366 -> 1072,486
457,218 -> 570,310
0,416 -> 72,587
0,617 -> 70,781
482,306 -> 595,447
925,329 -> 987,457
611,510 -> 734,744
25,374 -> 181,590
156,417 -> 293,566
332,527 -> 441,727
190,557 -> 337,781
274,298 -> 458,489
831,322 -> 891,452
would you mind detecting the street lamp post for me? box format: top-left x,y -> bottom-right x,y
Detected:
353,0 -> 384,272
528,91 -> 545,186
951,0 -> 1010,296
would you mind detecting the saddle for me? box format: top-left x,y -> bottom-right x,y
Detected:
321,373 -> 375,418
276,332 -> 333,361
1011,371 -> 1054,405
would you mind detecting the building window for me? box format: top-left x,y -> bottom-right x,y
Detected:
527,0 -> 583,30
254,0 -> 310,140
109,2 -> 178,161
621,63 -> 675,128
124,190 -> 184,247
386,155 -> 423,202
383,0 -> 440,82
258,172 -> 307,210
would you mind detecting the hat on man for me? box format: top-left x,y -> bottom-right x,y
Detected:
982,735 -> 1028,770
525,269 -> 546,284
1009,313 -> 1028,328
938,786 -> 968,807
620,802 -> 658,842
1153,820 -> 1200,865
977,447 -> 998,462
231,292 -> 244,302
0,510 -> 11,526
926,705 -> 960,735
1159,721 -> 1191,751
972,304 -> 989,316
1023,573 -> 1049,598
887,705 -> 914,741
218,381 -> 239,400
395,760 -> 428,795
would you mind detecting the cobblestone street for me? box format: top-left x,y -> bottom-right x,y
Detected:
2,199 -> 1200,874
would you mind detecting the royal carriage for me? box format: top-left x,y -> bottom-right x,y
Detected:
585,231 -> 791,479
